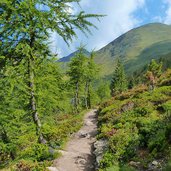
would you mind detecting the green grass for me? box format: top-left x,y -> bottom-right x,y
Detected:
94,23 -> 171,77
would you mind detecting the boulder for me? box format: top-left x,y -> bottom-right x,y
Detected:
152,160 -> 159,166
121,102 -> 135,113
93,139 -> 108,168
129,161 -> 141,168
77,131 -> 88,138
148,160 -> 161,171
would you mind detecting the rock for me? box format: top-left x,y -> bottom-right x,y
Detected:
77,131 -> 87,138
75,157 -> 86,165
49,147 -> 55,155
86,134 -> 91,139
93,139 -> 108,168
121,102 -> 135,113
148,160 -> 161,171
152,160 -> 159,166
129,161 -> 141,168
85,121 -> 93,126
47,167 -> 59,171
58,150 -> 68,155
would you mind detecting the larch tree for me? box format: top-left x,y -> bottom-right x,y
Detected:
84,51 -> 98,109
110,59 -> 127,96
0,0 -> 102,143
68,47 -> 87,112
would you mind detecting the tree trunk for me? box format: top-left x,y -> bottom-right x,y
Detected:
85,82 -> 88,109
87,82 -> 91,109
87,81 -> 91,109
28,56 -> 46,144
28,32 -> 46,144
75,81 -> 79,112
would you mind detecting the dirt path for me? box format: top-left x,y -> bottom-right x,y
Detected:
48,109 -> 98,171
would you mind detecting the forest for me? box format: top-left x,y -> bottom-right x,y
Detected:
0,0 -> 171,171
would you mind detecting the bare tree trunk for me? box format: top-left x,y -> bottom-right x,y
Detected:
75,81 -> 79,112
87,81 -> 91,109
85,82 -> 88,109
28,57 -> 46,144
28,32 -> 46,144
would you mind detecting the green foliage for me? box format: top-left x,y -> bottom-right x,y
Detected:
145,59 -> 163,90
97,81 -> 111,101
0,0 -> 102,168
14,159 -> 51,171
98,71 -> 171,170
100,151 -> 116,168
99,163 -> 137,171
148,59 -> 163,78
33,144 -> 57,161
110,59 -> 128,96
68,47 -> 99,111
68,47 -> 90,111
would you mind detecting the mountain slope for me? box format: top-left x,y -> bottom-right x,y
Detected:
59,49 -> 90,62
59,23 -> 171,77
94,23 -> 171,76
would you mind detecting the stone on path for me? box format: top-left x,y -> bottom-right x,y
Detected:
47,167 -> 59,171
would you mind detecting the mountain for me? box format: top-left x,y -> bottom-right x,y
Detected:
59,49 -> 90,62
59,23 -> 171,76
94,23 -> 171,76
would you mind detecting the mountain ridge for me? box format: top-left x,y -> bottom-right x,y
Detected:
59,49 -> 90,62
59,23 -> 171,76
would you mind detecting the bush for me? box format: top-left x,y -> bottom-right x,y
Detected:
97,83 -> 171,170
15,159 -> 50,171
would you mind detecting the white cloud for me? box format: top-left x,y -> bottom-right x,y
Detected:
50,0 -> 146,57
163,0 -> 171,24
153,16 -> 163,23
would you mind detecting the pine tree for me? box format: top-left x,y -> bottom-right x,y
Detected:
1,0 -> 102,143
110,59 -> 127,96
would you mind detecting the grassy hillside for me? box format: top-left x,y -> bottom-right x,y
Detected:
59,23 -> 171,78
94,23 -> 171,76
97,69 -> 171,171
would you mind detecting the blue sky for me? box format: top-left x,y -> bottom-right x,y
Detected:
50,0 -> 171,58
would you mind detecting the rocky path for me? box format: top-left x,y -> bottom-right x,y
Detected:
48,109 -> 98,171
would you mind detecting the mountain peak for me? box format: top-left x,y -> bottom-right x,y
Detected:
94,22 -> 171,76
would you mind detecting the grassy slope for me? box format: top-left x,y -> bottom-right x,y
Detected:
97,69 -> 171,171
94,23 -> 171,77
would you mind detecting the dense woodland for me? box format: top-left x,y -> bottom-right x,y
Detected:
0,1 -> 171,171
